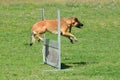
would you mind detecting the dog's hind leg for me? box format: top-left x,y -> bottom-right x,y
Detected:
30,32 -> 43,46
35,34 -> 43,42
30,32 -> 36,46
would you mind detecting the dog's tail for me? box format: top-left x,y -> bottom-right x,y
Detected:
30,31 -> 36,46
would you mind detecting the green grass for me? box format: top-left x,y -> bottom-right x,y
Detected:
0,0 -> 120,80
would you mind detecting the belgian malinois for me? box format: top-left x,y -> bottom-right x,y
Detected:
30,17 -> 83,46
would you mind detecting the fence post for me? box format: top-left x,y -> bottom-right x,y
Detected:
57,9 -> 61,70
41,8 -> 46,64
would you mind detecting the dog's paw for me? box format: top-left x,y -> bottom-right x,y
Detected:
30,43 -> 33,46
74,37 -> 78,41
38,39 -> 40,42
70,39 -> 74,44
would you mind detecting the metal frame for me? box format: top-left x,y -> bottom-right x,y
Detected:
42,9 -> 61,70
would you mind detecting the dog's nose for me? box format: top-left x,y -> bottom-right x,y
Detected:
81,24 -> 83,26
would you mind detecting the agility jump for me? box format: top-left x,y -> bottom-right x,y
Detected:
42,9 -> 61,69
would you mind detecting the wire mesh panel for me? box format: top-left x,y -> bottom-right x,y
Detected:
42,38 -> 60,69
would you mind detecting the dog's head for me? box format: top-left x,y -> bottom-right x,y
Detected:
71,18 -> 83,28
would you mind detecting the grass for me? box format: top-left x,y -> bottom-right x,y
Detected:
0,0 -> 120,80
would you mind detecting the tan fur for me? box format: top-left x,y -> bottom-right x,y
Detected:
30,17 -> 83,46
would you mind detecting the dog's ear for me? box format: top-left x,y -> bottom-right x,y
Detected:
74,18 -> 78,21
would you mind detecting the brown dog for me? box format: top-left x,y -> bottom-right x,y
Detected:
30,17 -> 83,46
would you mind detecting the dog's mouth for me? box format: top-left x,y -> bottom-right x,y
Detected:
76,23 -> 83,28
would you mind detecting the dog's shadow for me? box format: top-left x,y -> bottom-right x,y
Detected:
61,63 -> 72,69
61,61 -> 97,69
70,61 -> 97,65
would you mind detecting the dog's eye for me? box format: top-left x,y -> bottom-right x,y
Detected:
73,22 -> 75,24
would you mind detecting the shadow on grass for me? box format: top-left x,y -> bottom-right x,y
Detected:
24,43 -> 30,46
70,61 -> 98,65
61,63 -> 72,69
61,62 -> 98,69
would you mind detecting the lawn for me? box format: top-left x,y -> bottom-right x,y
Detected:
0,0 -> 120,80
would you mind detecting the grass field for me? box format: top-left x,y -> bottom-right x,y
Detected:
0,0 -> 120,80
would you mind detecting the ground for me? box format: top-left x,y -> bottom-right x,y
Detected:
0,0 -> 120,80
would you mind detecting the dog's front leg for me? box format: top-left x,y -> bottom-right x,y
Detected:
62,32 -> 77,43
69,36 -> 77,42
68,37 -> 74,43
69,26 -> 72,33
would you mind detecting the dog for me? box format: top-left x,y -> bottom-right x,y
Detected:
30,17 -> 83,46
